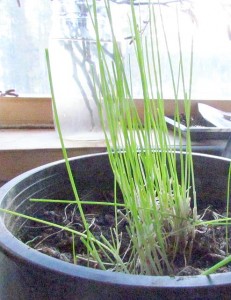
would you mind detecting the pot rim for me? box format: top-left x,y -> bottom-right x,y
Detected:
0,151 -> 231,289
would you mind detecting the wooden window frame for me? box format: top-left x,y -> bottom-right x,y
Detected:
0,96 -> 230,184
1,96 -> 230,128
0,96 -> 53,128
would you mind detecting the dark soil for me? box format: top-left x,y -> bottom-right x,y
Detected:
179,113 -> 215,128
17,192 -> 231,276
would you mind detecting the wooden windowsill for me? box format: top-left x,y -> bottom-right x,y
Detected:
0,97 -> 230,184
0,97 -> 53,128
0,128 -> 227,186
0,128 -> 106,184
0,128 -> 106,150
1,96 -> 231,128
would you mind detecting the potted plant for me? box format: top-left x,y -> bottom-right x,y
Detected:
0,1 -> 231,299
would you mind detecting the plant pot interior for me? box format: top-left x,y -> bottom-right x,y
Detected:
2,153 -> 230,257
0,153 -> 231,299
3,153 -> 229,230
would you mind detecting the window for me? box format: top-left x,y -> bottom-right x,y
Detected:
0,0 -> 52,96
189,0 -> 231,100
0,0 -> 230,99
0,0 -> 230,181
125,0 -> 231,100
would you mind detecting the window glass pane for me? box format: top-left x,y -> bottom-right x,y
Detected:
0,0 -> 230,99
0,0 -> 52,96
191,0 -> 231,100
125,0 -> 231,100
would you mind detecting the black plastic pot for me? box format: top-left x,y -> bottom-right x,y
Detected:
0,152 -> 230,300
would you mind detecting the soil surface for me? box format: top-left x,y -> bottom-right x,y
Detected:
179,114 -> 214,128
18,192 -> 231,276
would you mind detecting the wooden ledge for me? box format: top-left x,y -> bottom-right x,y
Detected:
0,129 -> 106,183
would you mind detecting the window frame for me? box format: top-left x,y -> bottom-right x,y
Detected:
1,96 -> 230,129
0,97 -> 229,184
0,96 -> 53,128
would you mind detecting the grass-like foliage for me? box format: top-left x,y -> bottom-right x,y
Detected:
89,0 -> 197,275
1,0 -> 231,277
